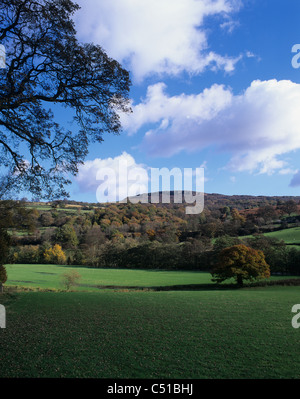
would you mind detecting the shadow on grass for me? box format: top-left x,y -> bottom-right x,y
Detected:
79,278 -> 300,292
95,283 -> 240,291
35,272 -> 58,275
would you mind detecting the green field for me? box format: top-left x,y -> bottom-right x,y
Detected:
25,204 -> 94,213
5,264 -> 217,291
263,227 -> 300,245
1,287 -> 300,378
241,226 -> 300,246
5,263 -> 295,292
1,264 -> 300,379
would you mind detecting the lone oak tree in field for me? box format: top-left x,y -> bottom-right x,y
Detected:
211,244 -> 270,287
0,0 -> 131,200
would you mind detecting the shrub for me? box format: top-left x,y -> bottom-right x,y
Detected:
60,270 -> 81,291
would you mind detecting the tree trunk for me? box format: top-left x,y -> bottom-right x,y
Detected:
237,275 -> 243,287
0,283 -> 3,294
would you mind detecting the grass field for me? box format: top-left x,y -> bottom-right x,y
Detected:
1,264 -> 300,379
25,203 -> 94,213
5,263 -> 296,292
240,226 -> 300,246
263,227 -> 300,244
5,264 -> 217,291
1,287 -> 300,378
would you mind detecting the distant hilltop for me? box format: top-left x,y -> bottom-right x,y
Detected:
16,191 -> 300,212
124,191 -> 300,210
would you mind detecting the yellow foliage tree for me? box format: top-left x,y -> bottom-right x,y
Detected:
44,244 -> 67,265
231,208 -> 246,223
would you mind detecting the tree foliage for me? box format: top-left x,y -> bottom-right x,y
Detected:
0,200 -> 36,267
55,223 -> 78,248
4,195 -> 300,275
211,244 -> 270,287
44,243 -> 66,264
279,200 -> 298,216
0,0 -> 131,199
0,265 -> 7,293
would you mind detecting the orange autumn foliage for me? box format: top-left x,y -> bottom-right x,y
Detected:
212,244 -> 270,287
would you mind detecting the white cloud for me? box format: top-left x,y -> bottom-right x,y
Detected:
75,152 -> 148,202
278,168 -> 298,175
220,19 -> 240,33
121,82 -> 233,135
74,0 -> 241,81
75,152 -> 207,201
123,79 -> 300,175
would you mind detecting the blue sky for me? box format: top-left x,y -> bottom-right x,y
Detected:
68,0 -> 300,203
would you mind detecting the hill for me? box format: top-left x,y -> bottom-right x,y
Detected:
126,190 -> 300,211
3,192 -> 300,275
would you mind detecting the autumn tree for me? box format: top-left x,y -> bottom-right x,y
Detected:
0,206 -> 12,275
221,206 -> 231,218
0,228 -> 10,266
0,265 -> 7,294
279,200 -> 298,216
39,212 -> 54,227
0,0 -> 131,200
211,244 -> 270,287
213,235 -> 241,257
0,200 -> 36,283
231,208 -> 246,224
56,223 -> 79,248
256,205 -> 278,223
44,244 -> 66,264
81,224 -> 106,266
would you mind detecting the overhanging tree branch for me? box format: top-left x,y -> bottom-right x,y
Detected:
0,0 -> 131,200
